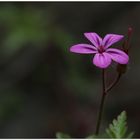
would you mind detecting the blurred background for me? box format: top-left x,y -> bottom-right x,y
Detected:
0,2 -> 139,138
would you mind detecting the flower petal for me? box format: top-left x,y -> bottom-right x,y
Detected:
103,34 -> 124,49
93,52 -> 112,68
84,32 -> 102,48
106,48 -> 129,64
70,44 -> 97,54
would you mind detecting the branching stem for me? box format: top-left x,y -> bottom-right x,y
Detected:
95,70 -> 122,135
106,73 -> 122,93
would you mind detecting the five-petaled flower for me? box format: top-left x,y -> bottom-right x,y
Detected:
70,33 -> 129,68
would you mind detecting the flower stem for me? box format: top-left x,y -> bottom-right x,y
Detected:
95,69 -> 106,135
106,73 -> 122,93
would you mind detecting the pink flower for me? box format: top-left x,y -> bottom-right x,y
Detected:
70,32 -> 129,68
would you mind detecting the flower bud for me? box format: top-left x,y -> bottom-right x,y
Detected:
116,27 -> 132,74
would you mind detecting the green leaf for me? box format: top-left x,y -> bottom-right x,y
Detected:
106,111 -> 134,138
56,132 -> 71,138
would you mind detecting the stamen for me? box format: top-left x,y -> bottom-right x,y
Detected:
98,46 -> 105,53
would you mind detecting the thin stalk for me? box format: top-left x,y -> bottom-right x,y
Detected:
106,73 -> 122,93
95,69 -> 106,135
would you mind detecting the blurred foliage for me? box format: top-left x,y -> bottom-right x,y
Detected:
0,4 -> 47,55
0,3 -> 76,56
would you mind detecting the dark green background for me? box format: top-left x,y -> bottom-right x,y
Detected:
0,2 -> 138,138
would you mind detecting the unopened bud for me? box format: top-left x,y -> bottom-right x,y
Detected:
128,27 -> 133,37
117,27 -> 132,74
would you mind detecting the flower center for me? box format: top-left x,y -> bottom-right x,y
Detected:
98,46 -> 105,53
